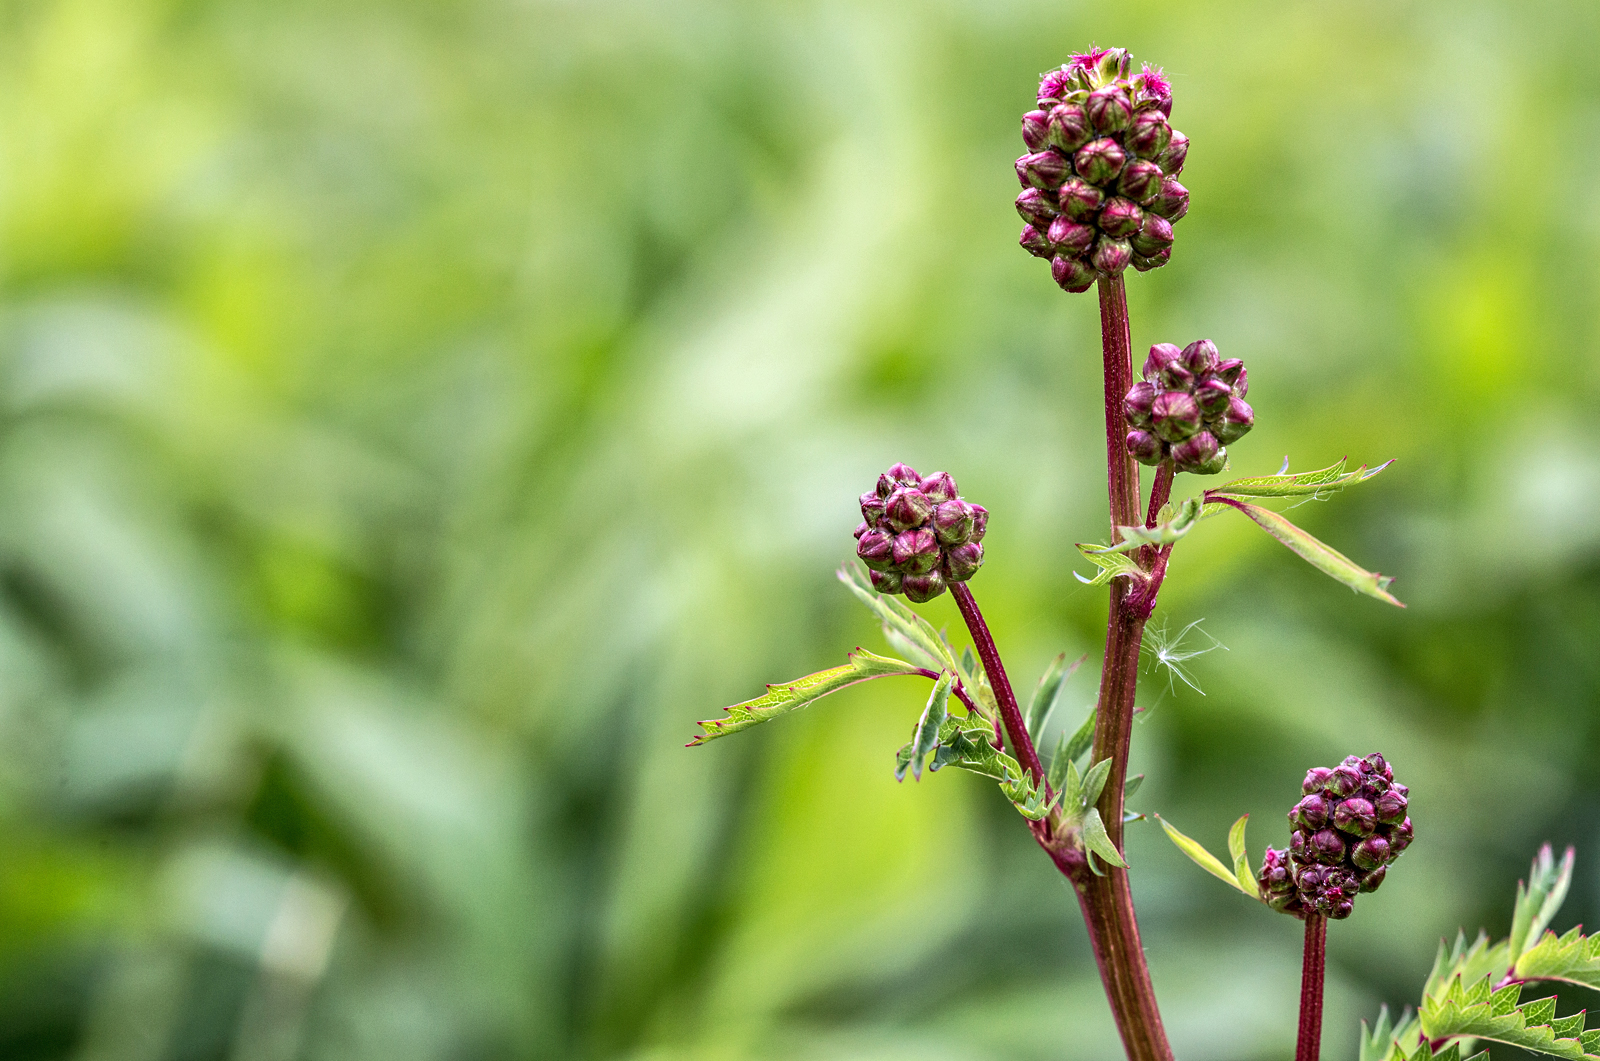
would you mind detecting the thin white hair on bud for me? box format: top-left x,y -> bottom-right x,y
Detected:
1140,617 -> 1227,696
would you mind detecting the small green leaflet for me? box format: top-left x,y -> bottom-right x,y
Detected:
1206,456 -> 1394,499
837,563 -> 961,672
1079,808 -> 1126,871
1156,814 -> 1259,900
1073,544 -> 1148,588
1227,814 -> 1256,895
1061,708 -> 1096,767
1214,498 -> 1405,607
930,713 -> 1015,782
1026,653 -> 1084,744
1047,734 -> 1074,796
897,673 -> 952,781
1515,927 -> 1600,992
1123,773 -> 1143,799
1512,845 -> 1576,962
1083,497 -> 1204,555
1419,978 -> 1600,1060
1001,765 -> 1060,821
690,648 -> 924,745
1424,932 -> 1512,1008
1361,1005 -> 1423,1061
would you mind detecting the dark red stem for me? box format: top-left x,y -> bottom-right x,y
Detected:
1144,461 -> 1174,529
911,668 -> 983,717
1297,915 -> 1327,1061
950,581 -> 1044,783
1099,276 -> 1143,537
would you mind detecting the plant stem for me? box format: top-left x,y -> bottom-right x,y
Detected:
1297,915 -> 1328,1061
1062,275 -> 1172,1061
1145,461 -> 1174,529
950,582 -> 1044,783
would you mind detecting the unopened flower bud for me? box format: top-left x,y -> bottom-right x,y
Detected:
1037,68 -> 1072,104
1212,396 -> 1255,445
1092,236 -> 1132,275
893,527 -> 941,574
1213,358 -> 1246,386
1327,765 -> 1361,798
1193,447 -> 1227,475
1352,836 -> 1390,871
1058,179 -> 1105,221
1017,151 -> 1071,190
1290,830 -> 1309,863
887,463 -> 921,486
1258,848 -> 1298,912
969,504 -> 988,541
1195,377 -> 1233,417
1364,753 -> 1392,781
1151,390 -> 1201,442
1142,343 -> 1182,381
920,472 -> 958,502
1360,866 -> 1387,892
1158,130 -> 1189,175
1171,430 -> 1219,472
1309,829 -> 1345,864
1074,138 -> 1126,185
1333,798 -> 1377,837
1303,767 -> 1333,793
853,521 -> 868,540
1020,225 -> 1053,258
860,491 -> 886,524
1125,110 -> 1172,158
1016,188 -> 1058,227
1021,109 -> 1050,152
1292,793 -> 1331,830
932,500 -> 974,545
1118,160 -> 1165,203
1086,86 -> 1133,134
1047,216 -> 1097,255
1147,177 -> 1189,220
1097,197 -> 1144,239
1131,249 -> 1171,272
1127,220 -> 1174,264
857,529 -> 894,570
902,569 -> 948,604
1388,818 -> 1414,855
1123,380 -> 1157,426
944,541 -> 984,581
1046,103 -> 1093,152
1126,429 -> 1164,466
869,568 -> 903,594
1374,790 -> 1407,825
1181,339 -> 1218,374
1051,254 -> 1096,293
885,487 -> 934,531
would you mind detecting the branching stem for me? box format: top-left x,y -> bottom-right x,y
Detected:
950,582 -> 1044,783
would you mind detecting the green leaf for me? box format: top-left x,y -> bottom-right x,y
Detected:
1080,808 -> 1127,871
1000,762 -> 1059,822
1515,926 -> 1600,991
1361,1005 -> 1422,1061
1061,708 -> 1096,767
1424,932 -> 1512,1008
1419,977 -> 1600,1059
1216,499 -> 1405,607
1058,758 -> 1082,814
930,713 -> 1014,781
902,673 -> 952,781
1073,544 -> 1148,588
1155,814 -> 1257,899
691,648 -> 925,744
1227,814 -> 1255,895
1207,457 -> 1393,498
1026,653 -> 1083,743
1047,732 -> 1073,796
838,563 -> 961,671
1080,757 -> 1113,810
1084,497 -> 1204,555
1124,773 -> 1144,799
1512,846 -> 1576,963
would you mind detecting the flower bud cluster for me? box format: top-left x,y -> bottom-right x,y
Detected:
1123,340 -> 1253,475
1015,47 -> 1191,292
1257,754 -> 1413,920
854,463 -> 987,604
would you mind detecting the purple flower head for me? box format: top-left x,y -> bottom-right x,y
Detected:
852,465 -> 989,602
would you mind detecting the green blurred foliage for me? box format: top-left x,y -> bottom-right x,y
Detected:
0,0 -> 1597,1057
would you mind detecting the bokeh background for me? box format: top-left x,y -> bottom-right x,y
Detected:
1,0 -> 1598,1057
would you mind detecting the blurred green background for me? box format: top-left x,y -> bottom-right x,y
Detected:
1,0 -> 1598,1057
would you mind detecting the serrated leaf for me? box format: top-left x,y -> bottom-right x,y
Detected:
1515,925 -> 1600,991
1084,497 -> 1204,555
903,673 -> 952,781
1080,757 -> 1113,810
1155,814 -> 1257,898
1000,762 -> 1059,822
1227,814 -> 1255,895
1216,498 -> 1405,607
1062,708 -> 1096,766
893,743 -> 915,782
838,563 -> 961,671
1080,808 -> 1126,871
1420,977 -> 1600,1060
1207,457 -> 1394,498
691,648 -> 925,744
931,713 -> 1014,782
1026,653 -> 1083,743
1073,544 -> 1149,588
1362,1005 -> 1423,1061
1424,933 -> 1512,1006
1512,846 -> 1577,963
